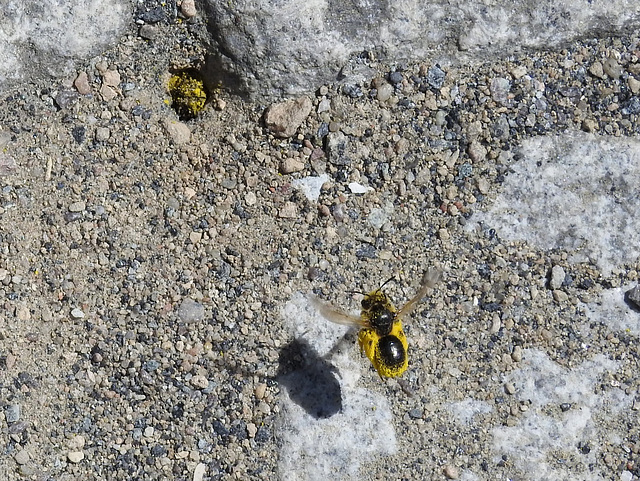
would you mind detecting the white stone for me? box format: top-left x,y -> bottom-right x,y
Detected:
348,182 -> 373,195
193,463 -> 206,481
292,174 -> 329,202
550,265 -> 565,290
67,451 -> 84,463
244,192 -> 257,206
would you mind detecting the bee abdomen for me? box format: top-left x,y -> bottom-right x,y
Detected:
377,335 -> 406,370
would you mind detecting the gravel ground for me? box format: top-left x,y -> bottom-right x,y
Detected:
1,3 -> 640,481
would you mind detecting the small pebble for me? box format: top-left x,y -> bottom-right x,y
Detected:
193,463 -> 206,481
628,77 -> 640,94
504,382 -> 516,395
582,118 -> 598,132
68,201 -> 86,212
139,24 -> 159,40
5,404 -> 21,423
15,304 -> 30,321
280,158 -> 305,174
95,127 -> 110,142
376,83 -> 393,102
215,98 -> 226,110
490,313 -> 501,334
509,65 -> 527,79
427,65 -> 446,88
434,110 -> 447,126
177,299 -> 205,323
443,465 -> 459,479
102,70 -> 121,87
55,90 -> 78,109
67,451 -> 84,463
349,182 -> 372,195
14,449 -> 30,465
264,96 -> 312,138
184,187 -> 197,200
602,57 -> 622,79
95,61 -> 108,74
589,61 -> 605,79
408,408 -> 423,419
68,435 -> 86,450
100,84 -> 117,101
278,201 -> 298,219
467,140 -> 487,162
255,383 -> 267,399
74,72 -> 91,95
553,290 -> 568,303
549,265 -> 565,290
257,401 -> 271,415
477,177 -> 490,194
190,375 -> 209,389
490,77 -> 511,104
180,0 -> 197,18
164,119 -> 191,145
317,98 -> 331,113
245,192 -> 257,206
70,308 -> 85,319
624,284 -> 640,309
511,346 -> 523,362
620,471 -> 633,481
388,71 -> 403,85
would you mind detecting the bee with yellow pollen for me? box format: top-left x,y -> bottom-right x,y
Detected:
312,268 -> 442,379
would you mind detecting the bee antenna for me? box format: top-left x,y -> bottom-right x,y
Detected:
347,289 -> 367,296
377,276 -> 395,291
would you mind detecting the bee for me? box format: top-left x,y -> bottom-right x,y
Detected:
312,268 -> 442,378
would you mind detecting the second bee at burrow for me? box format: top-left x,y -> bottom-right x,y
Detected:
311,268 -> 442,379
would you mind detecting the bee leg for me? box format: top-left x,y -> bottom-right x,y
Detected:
357,332 -> 366,356
397,378 -> 415,397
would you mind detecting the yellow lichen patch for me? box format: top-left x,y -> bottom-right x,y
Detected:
168,70 -> 207,120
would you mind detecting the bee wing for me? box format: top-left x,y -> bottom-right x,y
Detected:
396,267 -> 442,320
309,295 -> 370,328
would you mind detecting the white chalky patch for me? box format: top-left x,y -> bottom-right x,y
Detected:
470,132 -> 640,276
492,349 -> 631,481
583,283 -> 640,338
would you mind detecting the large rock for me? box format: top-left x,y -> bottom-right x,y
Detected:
0,0 -> 130,93
201,0 -> 640,100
